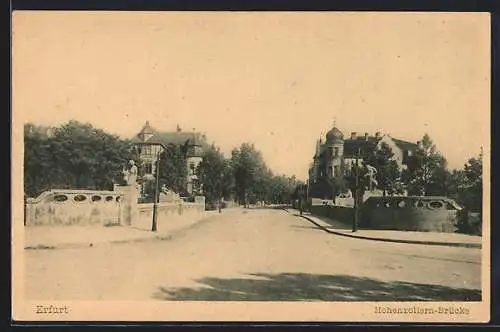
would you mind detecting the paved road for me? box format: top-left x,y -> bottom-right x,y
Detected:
25,208 -> 481,301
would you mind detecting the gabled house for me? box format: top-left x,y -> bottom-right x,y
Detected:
130,121 -> 208,195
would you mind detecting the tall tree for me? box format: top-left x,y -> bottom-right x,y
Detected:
24,121 -> 136,197
230,143 -> 268,206
405,133 -> 447,196
195,144 -> 227,207
157,143 -> 188,196
462,153 -> 483,212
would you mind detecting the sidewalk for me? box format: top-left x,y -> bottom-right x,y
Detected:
285,208 -> 482,249
24,210 -> 225,250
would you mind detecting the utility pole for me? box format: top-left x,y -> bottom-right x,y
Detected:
219,171 -> 223,213
152,151 -> 160,232
353,148 -> 360,233
306,179 -> 309,212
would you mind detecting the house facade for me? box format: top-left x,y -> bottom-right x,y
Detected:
130,121 -> 207,195
308,125 -> 418,199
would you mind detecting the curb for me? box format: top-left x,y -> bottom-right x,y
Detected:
286,210 -> 481,249
24,234 -> 165,251
24,212 -> 223,251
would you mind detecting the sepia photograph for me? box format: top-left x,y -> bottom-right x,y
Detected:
11,11 -> 490,322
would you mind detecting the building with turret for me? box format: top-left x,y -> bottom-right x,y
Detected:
308,124 -> 418,199
131,121 -> 208,195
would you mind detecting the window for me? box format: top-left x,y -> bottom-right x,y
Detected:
143,162 -> 152,174
142,145 -> 152,157
334,147 -> 339,157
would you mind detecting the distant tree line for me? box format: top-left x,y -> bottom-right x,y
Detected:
194,142 -> 303,209
24,121 -> 303,210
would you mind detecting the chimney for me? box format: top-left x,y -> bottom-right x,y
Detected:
364,132 -> 369,141
375,131 -> 381,138
350,132 -> 357,140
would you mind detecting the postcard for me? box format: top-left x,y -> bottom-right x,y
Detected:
11,11 -> 490,323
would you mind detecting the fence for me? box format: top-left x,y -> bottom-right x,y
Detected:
25,188 -> 206,228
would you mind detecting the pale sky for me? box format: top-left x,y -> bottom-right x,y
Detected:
13,11 -> 490,181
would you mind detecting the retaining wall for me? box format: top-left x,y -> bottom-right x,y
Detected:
310,205 -> 354,226
134,202 -> 205,231
310,196 -> 463,233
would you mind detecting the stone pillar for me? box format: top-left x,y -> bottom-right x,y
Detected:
115,185 -> 139,226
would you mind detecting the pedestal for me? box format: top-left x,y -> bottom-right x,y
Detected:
115,185 -> 139,226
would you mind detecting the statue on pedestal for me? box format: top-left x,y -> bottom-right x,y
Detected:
122,160 -> 138,186
364,164 -> 378,190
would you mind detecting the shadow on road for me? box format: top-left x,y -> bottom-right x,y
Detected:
153,273 -> 481,302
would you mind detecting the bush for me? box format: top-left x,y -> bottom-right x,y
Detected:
455,209 -> 482,236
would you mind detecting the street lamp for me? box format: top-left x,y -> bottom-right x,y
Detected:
352,148 -> 361,233
306,179 -> 309,212
219,171 -> 223,213
151,151 -> 160,232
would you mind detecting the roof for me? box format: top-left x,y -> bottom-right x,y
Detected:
138,121 -> 156,135
392,138 -> 418,152
313,132 -> 418,160
131,122 -> 207,147
326,127 -> 344,141
147,132 -> 203,146
343,137 -> 380,157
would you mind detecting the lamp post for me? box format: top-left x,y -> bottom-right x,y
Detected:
152,151 -> 160,232
306,179 -> 309,212
219,171 -> 223,213
352,148 -> 360,233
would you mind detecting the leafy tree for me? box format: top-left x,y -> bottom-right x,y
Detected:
24,121 -> 136,197
195,144 -> 227,207
268,175 -> 302,204
24,124 -> 59,197
405,133 -> 447,196
253,167 -> 273,204
221,159 -> 235,201
230,143 -> 268,206
157,143 -> 188,196
425,159 -> 450,196
462,154 -> 483,212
